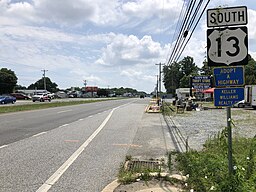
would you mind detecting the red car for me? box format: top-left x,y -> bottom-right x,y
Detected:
11,93 -> 31,100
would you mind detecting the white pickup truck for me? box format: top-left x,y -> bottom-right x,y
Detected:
32,93 -> 51,102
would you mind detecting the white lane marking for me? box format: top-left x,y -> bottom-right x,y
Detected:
59,124 -> 69,128
0,145 -> 8,149
32,132 -> 47,138
57,110 -> 72,114
78,119 -> 84,121
88,115 -> 93,118
36,107 -> 117,192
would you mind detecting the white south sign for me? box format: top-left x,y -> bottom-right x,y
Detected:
207,26 -> 248,66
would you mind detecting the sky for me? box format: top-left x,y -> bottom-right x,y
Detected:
0,0 -> 256,93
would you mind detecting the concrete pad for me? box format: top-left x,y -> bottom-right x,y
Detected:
137,186 -> 181,192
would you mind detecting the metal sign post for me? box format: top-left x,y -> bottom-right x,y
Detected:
227,106 -> 233,175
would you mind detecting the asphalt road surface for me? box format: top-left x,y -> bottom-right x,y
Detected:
0,98 -> 149,192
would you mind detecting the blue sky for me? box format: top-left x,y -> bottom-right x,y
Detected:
0,0 -> 256,93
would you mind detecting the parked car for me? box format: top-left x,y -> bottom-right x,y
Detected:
0,96 -> 16,104
233,100 -> 245,108
46,92 -> 55,99
11,93 -> 31,100
32,93 -> 51,102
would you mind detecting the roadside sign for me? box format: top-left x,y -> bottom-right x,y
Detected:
214,87 -> 244,106
214,66 -> 244,87
191,76 -> 211,92
207,6 -> 247,27
207,26 -> 248,66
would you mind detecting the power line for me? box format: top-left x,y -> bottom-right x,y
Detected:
166,0 -> 210,65
174,0 -> 210,62
167,0 -> 196,64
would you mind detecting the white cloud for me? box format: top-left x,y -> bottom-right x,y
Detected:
0,0 -> 255,93
248,9 -> 256,41
96,34 -> 166,66
121,69 -> 142,78
33,0 -> 95,26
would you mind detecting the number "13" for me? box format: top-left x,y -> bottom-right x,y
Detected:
216,36 -> 240,57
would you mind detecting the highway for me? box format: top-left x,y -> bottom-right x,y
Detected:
0,98 -> 149,192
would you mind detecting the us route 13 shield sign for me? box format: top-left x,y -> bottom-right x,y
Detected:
207,26 -> 248,66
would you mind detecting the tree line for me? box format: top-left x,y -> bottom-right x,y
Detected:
163,55 -> 256,94
0,68 -> 144,96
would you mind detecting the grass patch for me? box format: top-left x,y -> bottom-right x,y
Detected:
0,98 -> 120,114
162,102 -> 175,116
174,127 -> 256,192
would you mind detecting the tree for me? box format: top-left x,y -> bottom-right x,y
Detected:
180,56 -> 199,76
15,84 -> 27,90
0,68 -> 18,94
200,59 -> 213,76
97,88 -> 109,97
245,54 -> 256,85
28,77 -> 58,93
179,75 -> 191,88
163,62 -> 182,94
163,56 -> 199,94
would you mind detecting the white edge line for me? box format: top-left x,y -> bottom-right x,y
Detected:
59,124 -> 69,128
36,107 -> 117,192
88,115 -> 93,118
0,145 -> 8,149
57,110 -> 72,114
32,132 -> 47,138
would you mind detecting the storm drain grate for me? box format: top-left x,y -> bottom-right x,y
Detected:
125,160 -> 161,172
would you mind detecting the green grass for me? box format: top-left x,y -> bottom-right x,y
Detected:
0,98 -> 120,114
162,102 -> 175,116
173,128 -> 256,192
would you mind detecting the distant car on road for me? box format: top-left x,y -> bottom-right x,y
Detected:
0,96 -> 16,104
32,93 -> 51,102
11,93 -> 31,100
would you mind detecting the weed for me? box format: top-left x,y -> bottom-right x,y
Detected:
174,127 -> 256,192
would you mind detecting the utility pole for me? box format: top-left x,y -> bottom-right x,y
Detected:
155,63 -> 164,95
156,75 -> 158,99
41,69 -> 48,91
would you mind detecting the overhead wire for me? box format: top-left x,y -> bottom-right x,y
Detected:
174,0 -> 210,62
165,0 -> 187,65
167,0 -> 195,65
168,0 -> 199,64
167,0 -> 210,65
172,0 -> 204,62
175,0 -> 211,62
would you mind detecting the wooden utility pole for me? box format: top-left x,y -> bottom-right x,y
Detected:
155,63 -> 164,95
41,69 -> 48,91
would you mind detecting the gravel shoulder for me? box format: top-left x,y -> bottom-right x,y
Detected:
172,107 -> 256,150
